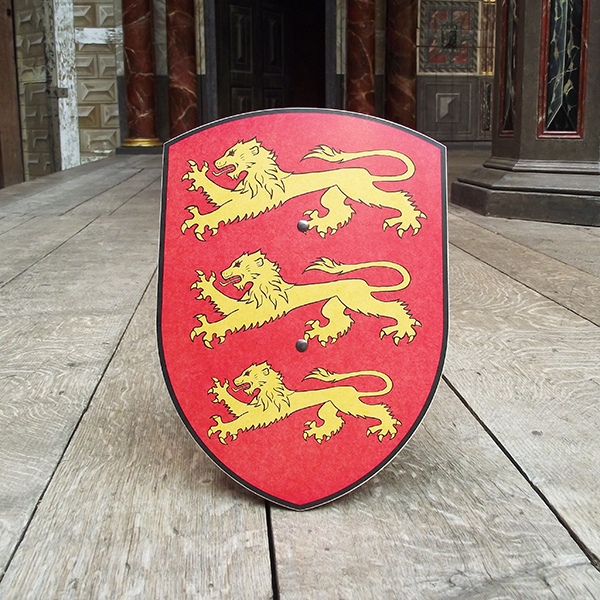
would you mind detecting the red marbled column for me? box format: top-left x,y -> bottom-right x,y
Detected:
167,0 -> 198,137
122,0 -> 161,146
347,0 -> 376,115
385,0 -> 417,128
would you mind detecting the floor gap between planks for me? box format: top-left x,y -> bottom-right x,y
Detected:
442,375 -> 600,572
0,269 -> 158,585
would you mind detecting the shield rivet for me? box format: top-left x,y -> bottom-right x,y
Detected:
296,339 -> 308,352
297,219 -> 309,233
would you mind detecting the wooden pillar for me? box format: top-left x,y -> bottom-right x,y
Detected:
0,0 -> 24,187
452,0 -> 600,226
346,0 -> 376,114
122,0 -> 161,147
166,0 -> 198,137
385,0 -> 417,128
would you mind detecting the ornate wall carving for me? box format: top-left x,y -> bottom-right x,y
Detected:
13,0 -> 55,179
74,1 -> 122,162
417,0 -> 496,142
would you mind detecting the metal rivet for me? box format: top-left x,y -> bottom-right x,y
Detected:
296,339 -> 308,352
297,219 -> 309,233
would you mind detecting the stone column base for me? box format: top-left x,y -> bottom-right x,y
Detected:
451,166 -> 600,226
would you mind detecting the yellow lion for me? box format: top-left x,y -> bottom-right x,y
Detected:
181,138 -> 425,240
207,362 -> 401,444
190,250 -> 420,348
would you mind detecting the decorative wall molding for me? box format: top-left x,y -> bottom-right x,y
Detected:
75,26 -> 123,44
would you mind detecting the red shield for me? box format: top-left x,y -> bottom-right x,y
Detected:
159,109 -> 447,510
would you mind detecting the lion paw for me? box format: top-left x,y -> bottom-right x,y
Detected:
302,210 -> 339,237
207,416 -> 238,444
380,319 -> 421,344
208,378 -> 229,399
207,415 -> 228,444
181,160 -> 209,191
303,421 -> 330,443
191,270 -> 216,299
383,210 -> 427,237
181,206 -> 219,241
367,419 -> 401,441
304,320 -> 341,346
190,315 -> 226,348
303,419 -> 344,443
190,315 -> 207,342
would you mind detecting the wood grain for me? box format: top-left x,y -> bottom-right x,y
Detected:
0,165 -> 141,217
445,244 -> 600,562
448,213 -> 600,325
0,155 -> 144,206
450,206 -> 600,278
0,168 -> 161,572
0,279 -> 273,599
0,168 -> 161,286
270,382 -> 600,599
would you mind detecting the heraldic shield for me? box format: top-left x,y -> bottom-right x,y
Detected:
158,109 -> 448,510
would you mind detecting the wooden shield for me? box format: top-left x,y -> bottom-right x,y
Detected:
159,109 -> 447,510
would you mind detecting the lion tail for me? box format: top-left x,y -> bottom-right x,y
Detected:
305,257 -> 411,292
304,368 -> 393,397
301,145 -> 415,182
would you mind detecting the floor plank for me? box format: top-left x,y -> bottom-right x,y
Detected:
270,382 -> 600,599
0,155 -> 144,206
0,168 -> 161,287
450,206 -> 600,278
0,164 -> 143,217
0,179 -> 161,571
0,278 -> 273,599
444,244 -> 600,562
448,213 -> 600,325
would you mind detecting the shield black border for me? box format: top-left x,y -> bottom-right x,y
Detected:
157,108 -> 448,511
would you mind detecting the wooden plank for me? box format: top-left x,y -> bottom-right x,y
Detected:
0,278 -> 273,599
67,166 -> 161,218
0,155 -> 142,206
0,216 -> 96,287
450,206 -> 600,277
444,245 -> 600,562
0,174 -> 161,570
0,215 -> 33,236
270,382 -> 600,599
0,168 -> 161,287
0,164 -> 142,217
448,213 -> 600,325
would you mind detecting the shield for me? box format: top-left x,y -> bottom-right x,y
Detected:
158,109 -> 447,510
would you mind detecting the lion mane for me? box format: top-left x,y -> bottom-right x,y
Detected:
229,139 -> 288,200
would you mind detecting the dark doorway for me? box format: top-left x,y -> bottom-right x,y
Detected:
288,0 -> 326,108
213,0 -> 326,119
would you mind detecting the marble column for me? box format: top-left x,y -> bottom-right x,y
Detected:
122,0 -> 161,147
385,0 -> 417,128
452,0 -> 600,226
346,0 -> 376,115
166,0 -> 197,137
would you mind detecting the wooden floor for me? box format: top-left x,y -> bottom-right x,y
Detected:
1,149 -> 599,599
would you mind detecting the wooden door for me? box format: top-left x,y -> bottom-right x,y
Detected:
0,0 -> 24,187
215,0 -> 289,118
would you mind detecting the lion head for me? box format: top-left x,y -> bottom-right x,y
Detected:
234,362 -> 290,411
213,138 -> 287,199
221,250 -> 291,309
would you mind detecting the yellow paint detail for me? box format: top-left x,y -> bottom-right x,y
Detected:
181,139 -> 425,240
190,251 -> 421,348
207,362 -> 401,444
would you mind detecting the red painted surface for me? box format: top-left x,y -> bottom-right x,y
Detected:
159,110 -> 447,509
